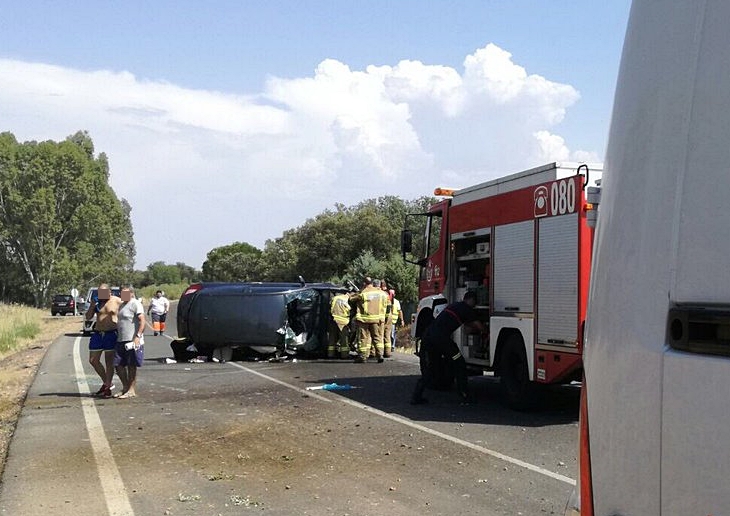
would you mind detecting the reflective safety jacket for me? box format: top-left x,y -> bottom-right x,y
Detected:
354,285 -> 388,323
391,298 -> 402,324
330,293 -> 352,325
384,290 -> 393,315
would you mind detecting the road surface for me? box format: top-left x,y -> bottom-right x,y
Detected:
0,308 -> 580,515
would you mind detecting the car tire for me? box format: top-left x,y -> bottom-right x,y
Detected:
52,312 -> 57,316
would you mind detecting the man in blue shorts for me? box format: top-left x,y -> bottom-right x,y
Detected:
85,284 -> 122,398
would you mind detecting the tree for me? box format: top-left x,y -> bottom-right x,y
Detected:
381,253 -> 419,304
0,244 -> 31,303
202,242 -> 262,282
175,262 -> 201,284
289,207 -> 360,281
269,196 -> 435,296
200,195 -> 436,302
0,131 -> 135,306
257,234 -> 299,282
344,250 -> 386,283
145,261 -> 182,285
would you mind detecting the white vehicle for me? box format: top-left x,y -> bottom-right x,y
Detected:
402,161 -> 601,409
567,1 -> 730,514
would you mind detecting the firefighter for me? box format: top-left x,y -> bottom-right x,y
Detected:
380,280 -> 394,358
327,290 -> 353,359
353,277 -> 388,363
411,291 -> 484,404
390,290 -> 404,352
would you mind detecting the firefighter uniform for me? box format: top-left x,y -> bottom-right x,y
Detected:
328,292 -> 352,359
411,291 -> 483,404
353,282 -> 388,362
381,286 -> 394,358
390,296 -> 403,351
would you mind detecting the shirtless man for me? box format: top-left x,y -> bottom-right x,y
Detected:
85,283 -> 121,398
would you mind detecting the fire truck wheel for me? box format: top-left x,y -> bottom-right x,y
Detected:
499,335 -> 536,410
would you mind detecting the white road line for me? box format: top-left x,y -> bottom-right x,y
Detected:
73,337 -> 135,516
226,361 -> 332,403
332,394 -> 575,486
235,362 -> 575,486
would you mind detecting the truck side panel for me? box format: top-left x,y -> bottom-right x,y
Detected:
493,220 -> 534,313
537,213 -> 579,347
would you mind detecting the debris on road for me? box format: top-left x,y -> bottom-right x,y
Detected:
305,383 -> 353,391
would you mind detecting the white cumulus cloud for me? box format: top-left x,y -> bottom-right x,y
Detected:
0,43 -> 597,268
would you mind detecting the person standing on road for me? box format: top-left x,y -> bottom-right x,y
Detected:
380,280 -> 394,358
327,291 -> 353,359
147,290 -> 170,336
390,290 -> 404,352
114,286 -> 146,399
85,283 -> 122,398
411,291 -> 484,405
352,277 -> 388,363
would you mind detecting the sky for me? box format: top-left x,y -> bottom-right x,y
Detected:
0,1 -> 632,270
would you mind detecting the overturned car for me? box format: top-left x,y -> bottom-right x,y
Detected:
174,281 -> 350,361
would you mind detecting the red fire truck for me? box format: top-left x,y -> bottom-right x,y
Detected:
402,161 -> 602,408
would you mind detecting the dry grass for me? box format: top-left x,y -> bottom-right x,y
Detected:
395,324 -> 415,351
0,304 -> 43,355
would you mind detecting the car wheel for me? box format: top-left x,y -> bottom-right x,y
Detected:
52,312 -> 57,316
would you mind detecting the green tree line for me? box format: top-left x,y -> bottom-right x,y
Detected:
200,196 -> 435,304
0,130 -> 433,307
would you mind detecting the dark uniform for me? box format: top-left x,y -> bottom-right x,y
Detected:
411,299 -> 480,404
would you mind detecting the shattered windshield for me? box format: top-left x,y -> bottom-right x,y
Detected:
282,288 -> 328,352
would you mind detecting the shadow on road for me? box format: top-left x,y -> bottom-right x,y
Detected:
133,352 -> 579,429
38,392 -> 91,399
309,369 -> 580,428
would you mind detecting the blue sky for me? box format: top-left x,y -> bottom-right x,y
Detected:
0,1 -> 632,269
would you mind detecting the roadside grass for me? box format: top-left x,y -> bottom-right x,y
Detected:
0,304 -> 42,355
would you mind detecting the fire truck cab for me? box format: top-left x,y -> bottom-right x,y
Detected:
403,161 -> 602,408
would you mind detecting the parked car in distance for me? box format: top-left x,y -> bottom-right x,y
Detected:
175,281 -> 350,361
81,287 -> 121,335
51,294 -> 76,316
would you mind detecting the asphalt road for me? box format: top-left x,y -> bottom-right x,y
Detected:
0,308 -> 580,516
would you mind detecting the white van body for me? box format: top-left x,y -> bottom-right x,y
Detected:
581,0 -> 730,514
